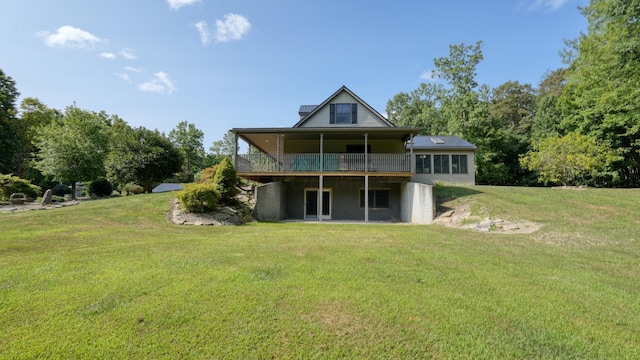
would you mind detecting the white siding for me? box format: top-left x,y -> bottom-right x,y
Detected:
298,92 -> 389,128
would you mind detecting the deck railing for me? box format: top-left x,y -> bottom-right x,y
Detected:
236,153 -> 412,173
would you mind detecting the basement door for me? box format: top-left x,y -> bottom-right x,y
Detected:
304,189 -> 331,220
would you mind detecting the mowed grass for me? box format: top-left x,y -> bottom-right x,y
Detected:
1,187 -> 639,359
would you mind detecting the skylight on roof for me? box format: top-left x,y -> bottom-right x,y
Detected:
430,137 -> 445,144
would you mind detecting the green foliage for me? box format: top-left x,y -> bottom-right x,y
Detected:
51,183 -> 71,196
121,183 -> 144,196
106,122 -> 183,193
213,157 -> 239,204
520,132 -> 618,186
89,178 -> 113,197
0,173 -> 41,200
13,98 -> 61,178
209,130 -> 236,157
34,106 -> 111,199
177,183 -> 220,213
169,121 -> 205,176
0,69 -> 20,174
560,0 -> 640,186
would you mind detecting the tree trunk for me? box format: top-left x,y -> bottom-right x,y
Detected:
71,181 -> 77,200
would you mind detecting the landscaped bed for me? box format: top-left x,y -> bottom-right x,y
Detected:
1,186 -> 639,358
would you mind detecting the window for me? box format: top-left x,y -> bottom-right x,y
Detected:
451,155 -> 468,174
359,189 -> 390,209
433,154 -> 450,174
330,103 -> 357,124
415,154 -> 431,174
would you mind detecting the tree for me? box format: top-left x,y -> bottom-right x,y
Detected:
14,98 -> 61,178
209,130 -> 236,157
0,69 -> 20,174
386,83 -> 447,134
106,121 -> 183,193
34,106 -> 110,199
213,156 -> 240,205
520,132 -> 617,186
531,69 -> 568,143
169,121 -> 205,178
560,0 -> 640,186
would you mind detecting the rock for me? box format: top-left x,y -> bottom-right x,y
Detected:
41,189 -> 53,205
440,210 -> 455,218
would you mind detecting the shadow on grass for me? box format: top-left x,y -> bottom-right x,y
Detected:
435,186 -> 483,215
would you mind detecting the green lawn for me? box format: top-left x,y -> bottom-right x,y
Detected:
1,187 -> 639,359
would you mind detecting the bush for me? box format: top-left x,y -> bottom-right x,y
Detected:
197,165 -> 219,184
176,183 -> 220,213
213,157 -> 239,204
90,178 -> 113,197
0,174 -> 42,200
52,183 -> 71,197
121,183 -> 144,196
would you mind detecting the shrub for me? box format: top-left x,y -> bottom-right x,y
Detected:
121,183 -> 144,196
90,178 -> 113,197
177,183 -> 220,213
197,165 -> 219,184
52,184 -> 71,197
213,157 -> 239,204
0,174 -> 42,200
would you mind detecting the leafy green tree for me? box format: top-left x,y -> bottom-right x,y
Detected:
520,132 -> 617,186
106,121 -> 183,193
169,121 -> 205,178
386,83 -> 447,134
209,130 -> 236,157
531,69 -> 567,143
560,0 -> 640,186
14,98 -> 62,178
34,106 -> 110,199
0,69 -> 20,174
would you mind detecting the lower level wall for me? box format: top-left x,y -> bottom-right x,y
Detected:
400,182 -> 435,224
253,181 -> 286,221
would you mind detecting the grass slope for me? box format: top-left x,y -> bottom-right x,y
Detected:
1,187 -> 639,359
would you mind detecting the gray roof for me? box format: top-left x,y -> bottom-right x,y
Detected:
298,105 -> 318,116
409,135 -> 477,150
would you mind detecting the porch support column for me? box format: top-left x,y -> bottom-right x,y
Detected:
318,133 -> 324,222
410,133 -> 415,173
364,133 -> 369,223
276,133 -> 281,171
233,132 -> 238,168
365,175 -> 369,223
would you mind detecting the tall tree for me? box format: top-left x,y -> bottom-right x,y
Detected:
14,98 -> 61,178
34,106 -> 110,199
106,121 -> 183,193
531,68 -> 568,143
209,130 -> 237,157
169,121 -> 205,178
0,69 -> 20,174
560,0 -> 640,186
386,83 -> 447,134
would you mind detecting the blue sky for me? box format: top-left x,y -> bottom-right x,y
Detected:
1,0 -> 587,149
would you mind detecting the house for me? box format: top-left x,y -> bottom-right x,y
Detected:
231,86 -> 475,224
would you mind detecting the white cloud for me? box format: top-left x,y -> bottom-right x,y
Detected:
167,0 -> 200,10
100,52 -> 116,59
116,73 -> 131,83
419,69 -> 437,81
526,0 -> 569,12
37,25 -> 104,49
215,13 -> 251,43
119,49 -> 137,60
138,71 -> 176,94
195,21 -> 213,45
125,66 -> 142,73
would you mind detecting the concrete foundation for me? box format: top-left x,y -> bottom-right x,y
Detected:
253,181 -> 287,221
400,182 -> 435,224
